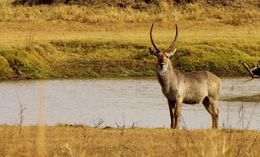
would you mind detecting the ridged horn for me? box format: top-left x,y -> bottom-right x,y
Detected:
165,24 -> 178,53
150,23 -> 160,52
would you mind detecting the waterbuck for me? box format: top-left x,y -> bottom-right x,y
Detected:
149,23 -> 221,129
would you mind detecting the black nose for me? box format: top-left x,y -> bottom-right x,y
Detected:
159,63 -> 165,68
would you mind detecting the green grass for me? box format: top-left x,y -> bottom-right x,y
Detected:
0,125 -> 259,157
0,28 -> 259,79
1,24 -> 260,80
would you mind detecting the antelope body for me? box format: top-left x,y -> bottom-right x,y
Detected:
149,23 -> 221,129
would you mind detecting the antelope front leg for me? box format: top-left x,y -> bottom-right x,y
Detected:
168,100 -> 182,129
174,100 -> 182,129
168,100 -> 176,129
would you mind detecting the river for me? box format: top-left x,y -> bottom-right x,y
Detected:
0,78 -> 259,130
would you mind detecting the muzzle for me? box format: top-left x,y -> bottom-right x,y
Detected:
159,63 -> 165,69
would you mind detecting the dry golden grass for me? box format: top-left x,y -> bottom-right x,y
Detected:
1,0 -> 260,25
0,125 -> 259,157
1,20 -> 259,47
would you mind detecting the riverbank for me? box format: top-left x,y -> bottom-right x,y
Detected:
0,1 -> 259,80
0,125 -> 259,156
1,21 -> 260,79
223,94 -> 260,102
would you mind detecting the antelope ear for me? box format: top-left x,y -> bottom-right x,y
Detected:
149,47 -> 158,56
168,48 -> 177,57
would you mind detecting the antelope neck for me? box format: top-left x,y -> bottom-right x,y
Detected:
157,61 -> 180,90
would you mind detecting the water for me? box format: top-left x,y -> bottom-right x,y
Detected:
0,78 -> 259,130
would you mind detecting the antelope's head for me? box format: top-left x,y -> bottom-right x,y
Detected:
149,23 -> 178,72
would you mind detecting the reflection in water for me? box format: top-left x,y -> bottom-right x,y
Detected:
0,78 -> 259,130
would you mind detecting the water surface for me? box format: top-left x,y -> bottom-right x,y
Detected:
0,78 -> 259,130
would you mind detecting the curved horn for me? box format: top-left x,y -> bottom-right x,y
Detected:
150,23 -> 160,52
166,24 -> 178,53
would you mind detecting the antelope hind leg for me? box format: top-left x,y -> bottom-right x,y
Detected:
202,97 -> 219,129
211,100 -> 219,128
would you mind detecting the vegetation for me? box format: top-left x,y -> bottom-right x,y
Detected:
223,94 -> 260,102
0,2 -> 259,157
3,0 -> 260,24
0,0 -> 259,79
0,22 -> 259,79
0,125 -> 259,157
